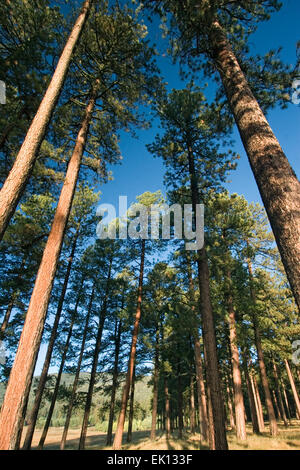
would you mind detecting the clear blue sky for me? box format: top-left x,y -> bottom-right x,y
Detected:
97,0 -> 300,215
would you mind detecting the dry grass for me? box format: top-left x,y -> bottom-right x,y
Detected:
21,420 -> 300,451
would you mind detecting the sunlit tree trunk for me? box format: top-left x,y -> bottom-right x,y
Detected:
113,239 -> 145,450
0,80 -> 99,450
284,359 -> 300,418
273,361 -> 289,427
0,0 -> 92,242
127,364 -> 136,443
150,324 -> 160,441
210,19 -> 300,312
22,230 -> 80,450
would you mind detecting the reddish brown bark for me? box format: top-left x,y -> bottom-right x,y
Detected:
273,361 -> 289,427
0,0 -> 92,242
150,325 -> 160,441
22,231 -> 80,450
60,286 -> 95,450
242,353 -> 260,434
127,364 -> 136,443
210,19 -> 300,312
78,256 -> 112,450
164,375 -> 171,440
0,80 -> 98,450
113,238 -> 145,450
284,359 -> 300,418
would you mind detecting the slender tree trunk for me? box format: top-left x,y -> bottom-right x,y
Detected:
282,384 -> 292,423
226,276 -> 247,441
38,300 -> 79,450
225,373 -> 235,431
0,0 -> 92,242
272,390 -> 281,420
242,353 -> 260,434
177,359 -> 184,439
187,144 -> 228,450
247,258 -> 278,436
273,361 -> 289,427
186,254 -> 209,442
0,256 -> 26,340
22,230 -> 80,450
252,373 -> 265,432
0,80 -> 99,450
210,19 -> 300,311
113,239 -> 145,450
106,318 -> 122,446
60,286 -> 95,450
150,324 -> 160,441
284,359 -> 300,418
189,373 -> 196,434
164,375 -> 171,440
127,364 -> 136,443
193,334 -> 208,442
78,257 -> 112,450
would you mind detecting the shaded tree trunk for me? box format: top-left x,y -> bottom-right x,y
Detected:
78,256 -> 112,450
187,144 -> 228,450
189,372 -> 196,434
60,286 -> 95,450
0,0 -> 92,243
38,297 -> 79,450
177,358 -> 184,439
210,19 -> 300,312
273,361 -> 289,427
127,364 -> 136,443
150,324 -> 160,441
22,230 -> 80,450
225,373 -> 235,431
164,375 -> 171,440
251,372 -> 265,433
242,352 -> 260,434
113,239 -> 145,450
106,318 -> 122,446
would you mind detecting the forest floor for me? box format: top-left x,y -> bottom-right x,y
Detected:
22,420 -> 300,450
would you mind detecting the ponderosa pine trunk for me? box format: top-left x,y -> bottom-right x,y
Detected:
189,372 -> 196,434
242,352 -> 260,434
225,270 -> 247,441
247,258 -> 278,436
225,373 -> 235,431
186,254 -> 209,442
22,230 -> 80,450
284,359 -> 300,418
164,375 -> 171,440
210,19 -> 300,312
127,364 -> 136,443
0,0 -> 92,243
38,296 -> 79,450
177,359 -> 184,439
150,324 -> 159,441
60,286 -> 95,450
282,384 -> 292,423
273,361 -> 289,427
251,372 -> 265,433
106,318 -> 122,446
78,256 -> 112,450
0,81 -> 99,450
113,238 -> 145,450
187,145 -> 228,450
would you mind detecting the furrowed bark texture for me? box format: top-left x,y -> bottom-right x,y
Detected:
210,20 -> 300,311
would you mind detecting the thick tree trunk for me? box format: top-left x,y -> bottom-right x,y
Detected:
273,361 -> 289,427
127,364 -> 136,443
106,318 -> 122,446
113,239 -> 145,450
0,0 -> 92,242
22,231 -> 80,450
210,19 -> 300,312
150,325 -> 160,441
38,298 -> 79,450
284,359 -> 300,418
78,257 -> 112,450
226,276 -> 247,441
60,286 -> 95,450
0,81 -> 98,450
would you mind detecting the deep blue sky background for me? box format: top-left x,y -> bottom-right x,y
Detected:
97,0 -> 300,218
